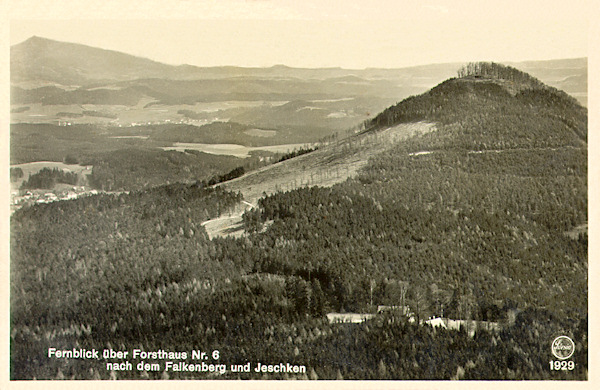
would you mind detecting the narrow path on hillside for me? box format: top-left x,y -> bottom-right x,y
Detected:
407,145 -> 583,157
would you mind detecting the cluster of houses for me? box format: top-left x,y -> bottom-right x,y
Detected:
11,187 -> 98,210
46,112 -> 233,129
56,117 -> 211,128
122,118 -> 212,127
424,317 -> 501,337
326,305 -> 501,338
326,305 -> 415,325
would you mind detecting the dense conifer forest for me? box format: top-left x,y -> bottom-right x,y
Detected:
10,63 -> 587,380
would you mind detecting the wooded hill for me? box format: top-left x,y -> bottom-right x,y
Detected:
10,62 -> 587,380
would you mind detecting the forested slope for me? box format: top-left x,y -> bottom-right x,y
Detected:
11,62 -> 587,380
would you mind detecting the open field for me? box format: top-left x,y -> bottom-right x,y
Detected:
162,142 -> 313,158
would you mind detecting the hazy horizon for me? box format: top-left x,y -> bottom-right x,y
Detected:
9,1 -> 589,69
10,33 -> 588,72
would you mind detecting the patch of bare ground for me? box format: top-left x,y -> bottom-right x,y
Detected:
203,122 -> 436,239
201,215 -> 246,239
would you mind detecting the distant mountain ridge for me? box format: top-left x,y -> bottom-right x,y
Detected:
10,36 -> 588,138
12,36 -> 426,85
11,36 -> 587,88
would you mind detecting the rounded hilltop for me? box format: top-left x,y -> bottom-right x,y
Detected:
368,61 -> 584,132
455,61 -> 545,95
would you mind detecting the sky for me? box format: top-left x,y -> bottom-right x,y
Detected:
7,0 -> 590,69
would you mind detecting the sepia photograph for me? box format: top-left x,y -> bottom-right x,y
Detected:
3,0 -> 597,386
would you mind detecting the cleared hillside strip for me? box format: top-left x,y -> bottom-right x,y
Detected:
222,122 -> 436,205
200,122 -> 436,239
